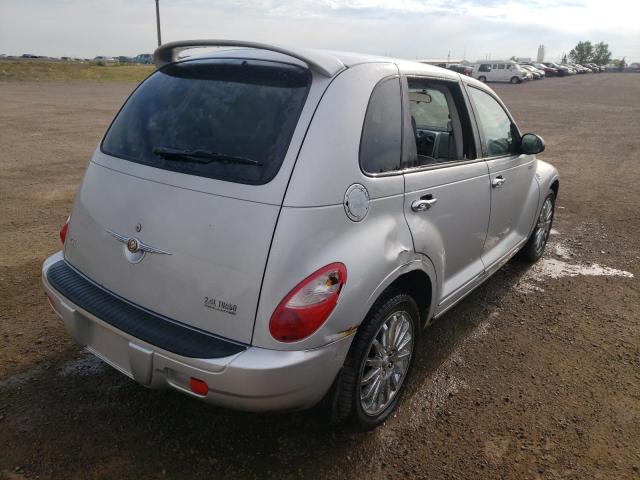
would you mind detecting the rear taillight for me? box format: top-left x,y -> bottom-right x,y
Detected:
59,216 -> 70,245
269,263 -> 347,343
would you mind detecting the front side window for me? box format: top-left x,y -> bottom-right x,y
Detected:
479,64 -> 491,72
468,87 -> 515,157
359,76 -> 402,174
101,59 -> 310,185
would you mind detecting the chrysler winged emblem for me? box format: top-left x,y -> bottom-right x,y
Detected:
107,230 -> 171,264
127,238 -> 139,253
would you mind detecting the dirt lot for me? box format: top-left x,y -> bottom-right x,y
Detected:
0,74 -> 638,479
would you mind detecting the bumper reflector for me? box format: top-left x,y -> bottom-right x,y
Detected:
189,377 -> 208,396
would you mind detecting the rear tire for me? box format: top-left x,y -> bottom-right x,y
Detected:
521,191 -> 555,262
329,290 -> 419,430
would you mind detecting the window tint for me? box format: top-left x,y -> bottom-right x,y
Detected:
468,87 -> 514,157
479,64 -> 491,72
360,77 -> 402,174
101,59 -> 310,185
498,64 -> 505,70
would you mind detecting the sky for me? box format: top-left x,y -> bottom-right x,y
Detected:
0,0 -> 638,63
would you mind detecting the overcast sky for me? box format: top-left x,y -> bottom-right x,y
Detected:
1,0 -> 638,63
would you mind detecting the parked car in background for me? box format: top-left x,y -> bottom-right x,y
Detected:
135,53 -> 154,64
94,56 -> 115,63
472,60 -> 529,83
42,40 -> 558,429
446,64 -> 473,76
521,65 -> 544,79
543,62 -> 570,76
528,62 -> 557,76
574,64 -> 592,73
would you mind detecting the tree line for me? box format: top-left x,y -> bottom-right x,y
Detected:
568,41 -> 612,65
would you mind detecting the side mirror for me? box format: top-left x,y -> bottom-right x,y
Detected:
521,133 -> 545,155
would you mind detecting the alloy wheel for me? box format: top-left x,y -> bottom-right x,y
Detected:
533,197 -> 554,255
359,311 -> 414,416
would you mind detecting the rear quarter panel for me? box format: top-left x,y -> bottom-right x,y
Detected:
253,63 -> 422,350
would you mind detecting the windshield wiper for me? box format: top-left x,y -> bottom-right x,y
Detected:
152,147 -> 261,166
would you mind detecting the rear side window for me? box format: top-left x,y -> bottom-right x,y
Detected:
359,76 -> 402,174
101,59 -> 310,185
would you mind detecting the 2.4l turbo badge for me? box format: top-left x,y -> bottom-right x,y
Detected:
204,297 -> 237,315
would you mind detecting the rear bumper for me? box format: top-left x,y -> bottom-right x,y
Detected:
42,252 -> 353,412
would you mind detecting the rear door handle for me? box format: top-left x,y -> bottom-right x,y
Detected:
492,175 -> 506,188
411,195 -> 438,212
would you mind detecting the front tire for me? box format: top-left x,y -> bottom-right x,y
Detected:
329,290 -> 419,430
510,76 -> 521,84
521,191 -> 555,262
478,75 -> 487,82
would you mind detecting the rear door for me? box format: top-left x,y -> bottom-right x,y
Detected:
466,85 -> 539,271
402,77 -> 490,306
64,58 -> 321,344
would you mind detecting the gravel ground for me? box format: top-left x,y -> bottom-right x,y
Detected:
0,74 -> 639,479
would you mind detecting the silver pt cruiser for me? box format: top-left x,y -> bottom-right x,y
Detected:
42,40 -> 558,429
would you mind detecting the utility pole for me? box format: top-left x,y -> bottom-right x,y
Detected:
155,0 -> 162,47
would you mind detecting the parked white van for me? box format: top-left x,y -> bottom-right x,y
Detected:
472,61 -> 529,84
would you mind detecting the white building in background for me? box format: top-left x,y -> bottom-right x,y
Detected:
537,45 -> 545,62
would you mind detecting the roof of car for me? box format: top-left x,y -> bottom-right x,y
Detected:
154,39 -> 460,81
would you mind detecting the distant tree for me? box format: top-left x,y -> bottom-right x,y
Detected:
618,57 -> 627,71
561,53 -> 568,64
569,41 -> 593,64
509,55 -> 517,61
592,42 -> 612,65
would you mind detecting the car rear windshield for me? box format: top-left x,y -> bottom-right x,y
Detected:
101,59 -> 311,185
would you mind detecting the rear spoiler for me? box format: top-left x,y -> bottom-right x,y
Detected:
153,40 -> 345,78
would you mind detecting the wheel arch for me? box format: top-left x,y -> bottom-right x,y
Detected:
534,160 -> 560,209
364,258 -> 437,329
387,270 -> 432,327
